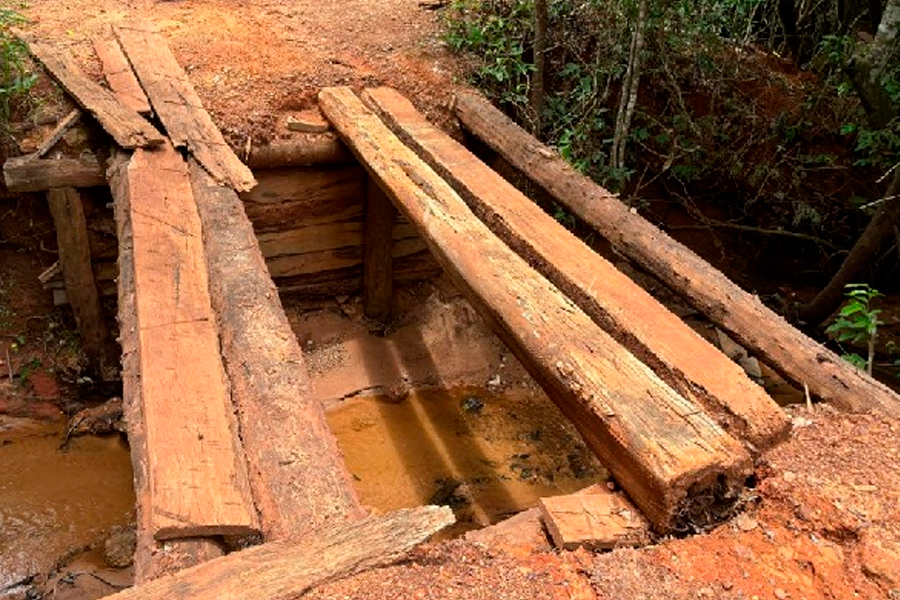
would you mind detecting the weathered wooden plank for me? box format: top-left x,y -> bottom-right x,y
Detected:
367,87 -> 789,450
363,179 -> 396,320
539,484 -> 651,551
99,506 -> 453,600
245,136 -> 353,168
320,86 -> 752,533
46,187 -> 114,379
108,152 -> 226,581
3,155 -> 105,192
31,108 -> 81,159
113,22 -> 256,192
455,90 -> 900,418
93,38 -> 153,116
188,158 -> 363,541
118,141 -> 258,540
22,39 -> 162,149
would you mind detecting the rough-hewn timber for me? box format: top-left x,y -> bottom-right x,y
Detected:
455,90 -> 900,418
113,22 -> 256,192
320,86 -> 752,533
3,155 -> 106,192
189,158 -> 363,541
98,506 -> 454,600
366,87 -> 789,450
245,136 -> 353,168
363,179 -> 396,320
93,38 -> 153,116
31,108 -> 82,159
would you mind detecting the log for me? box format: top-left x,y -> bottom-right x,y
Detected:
30,108 -> 81,159
112,142 -> 259,540
363,178 -> 396,320
366,87 -> 789,450
108,152 -> 226,582
98,506 -> 454,600
113,22 -> 256,192
3,155 -> 105,192
320,86 -> 752,533
46,187 -> 114,379
21,38 -> 163,149
188,158 -> 363,541
93,38 -> 153,116
455,90 -> 900,418
245,136 -> 353,168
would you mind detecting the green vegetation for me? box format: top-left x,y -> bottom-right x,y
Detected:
1,4 -> 36,138
825,283 -> 882,374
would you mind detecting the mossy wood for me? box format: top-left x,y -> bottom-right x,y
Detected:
320,86 -> 752,533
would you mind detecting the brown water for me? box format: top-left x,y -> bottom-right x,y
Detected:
0,417 -> 135,590
326,386 -> 605,537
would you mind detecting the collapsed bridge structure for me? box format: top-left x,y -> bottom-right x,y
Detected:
4,19 -> 900,598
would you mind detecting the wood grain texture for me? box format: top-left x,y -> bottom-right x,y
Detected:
455,90 -> 900,418
99,506 -> 454,600
3,155 -> 106,192
120,141 -> 258,540
189,158 -> 363,541
113,22 -> 256,192
245,136 -> 353,168
23,39 -> 162,149
93,38 -> 153,115
366,87 -> 789,450
320,86 -> 752,533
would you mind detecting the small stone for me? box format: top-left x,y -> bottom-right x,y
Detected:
735,513 -> 758,532
774,588 -> 788,599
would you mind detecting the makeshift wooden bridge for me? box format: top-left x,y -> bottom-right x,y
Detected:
5,21 -> 900,596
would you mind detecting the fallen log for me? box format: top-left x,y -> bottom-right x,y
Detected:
109,152 -> 227,581
320,86 -> 752,533
189,158 -> 363,541
3,155 -> 105,192
455,91 -> 900,418
111,142 -> 258,541
245,136 -> 353,168
367,87 -> 789,450
98,506 -> 453,600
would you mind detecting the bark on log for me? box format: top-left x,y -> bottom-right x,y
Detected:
320,86 -> 752,533
363,178 -> 396,320
3,155 -> 106,192
98,506 -> 454,600
245,136 -> 353,168
367,87 -> 789,450
189,159 -> 363,541
108,152 -> 226,582
455,90 -> 900,418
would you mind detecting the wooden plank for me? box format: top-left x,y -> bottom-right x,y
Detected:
366,87 -> 789,450
539,484 -> 651,551
46,187 -> 114,379
245,136 -> 353,168
93,38 -> 153,116
320,86 -> 752,533
455,90 -> 900,418
22,39 -> 163,149
188,158 -> 363,541
119,141 -> 258,540
3,155 -> 105,192
363,179 -> 396,320
99,506 -> 453,600
108,152 -> 226,581
113,22 -> 256,192
30,108 -> 81,159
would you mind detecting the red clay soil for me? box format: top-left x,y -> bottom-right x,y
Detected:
6,1 -> 900,599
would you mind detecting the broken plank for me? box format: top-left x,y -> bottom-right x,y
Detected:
455,90 -> 900,419
320,86 -> 752,533
31,108 -> 82,159
46,187 -> 114,379
115,141 -> 258,540
3,155 -> 105,192
99,506 -> 453,600
23,39 -> 163,149
113,22 -> 256,192
189,158 -> 363,541
539,484 -> 651,551
366,87 -> 789,450
93,38 -> 153,116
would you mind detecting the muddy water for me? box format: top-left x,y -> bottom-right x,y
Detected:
327,386 -> 605,537
0,417 -> 134,590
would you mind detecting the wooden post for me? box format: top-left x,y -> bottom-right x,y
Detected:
455,90 -> 900,418
46,187 -> 113,379
320,87 -> 752,533
363,178 -> 396,321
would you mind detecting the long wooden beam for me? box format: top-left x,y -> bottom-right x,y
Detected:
366,87 -> 790,450
455,91 -> 900,418
3,155 -> 105,192
320,86 -> 751,533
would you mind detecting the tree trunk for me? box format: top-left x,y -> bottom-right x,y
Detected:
610,0 -> 647,173
847,0 -> 900,128
800,166 -> 900,325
